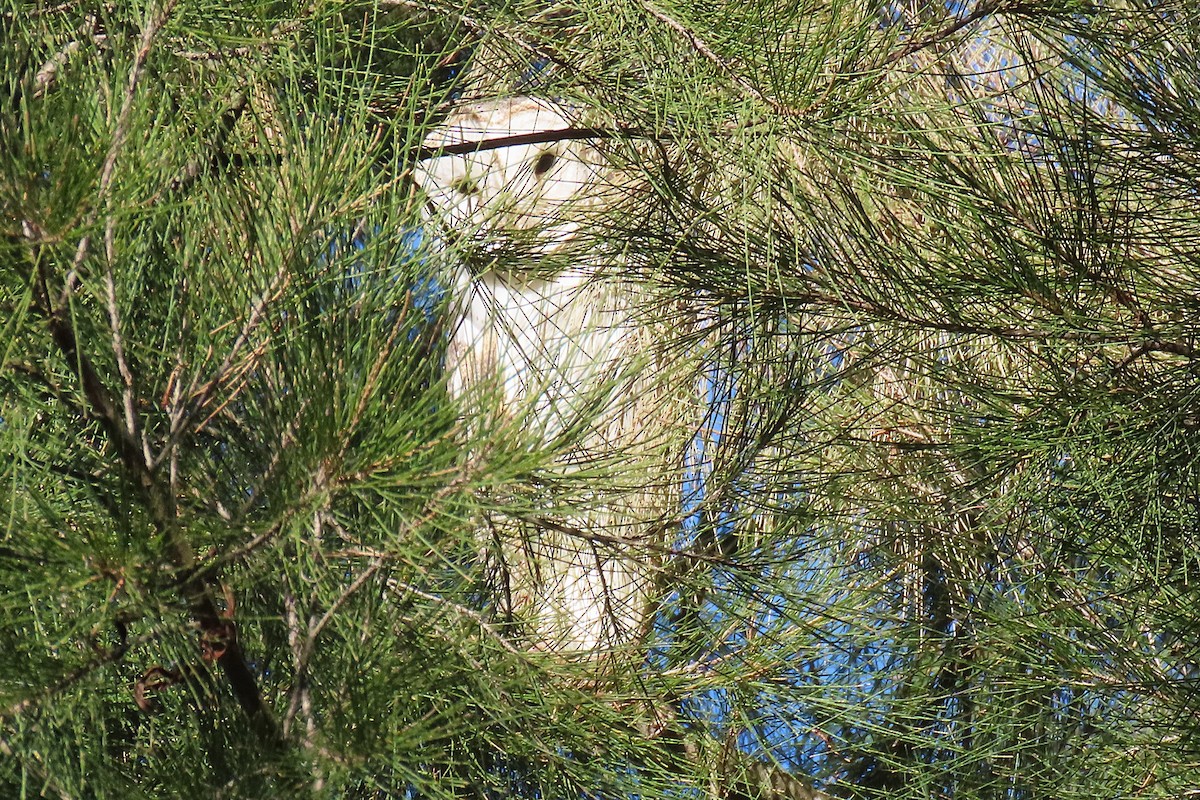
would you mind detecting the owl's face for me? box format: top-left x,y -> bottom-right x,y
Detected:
415,98 -> 605,254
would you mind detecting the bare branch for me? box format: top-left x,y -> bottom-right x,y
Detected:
33,39 -> 81,98
416,125 -> 655,161
99,2 -> 177,195
305,559 -> 386,660
282,588 -> 317,744
31,14 -> 110,98
3,628 -> 157,724
103,215 -> 149,464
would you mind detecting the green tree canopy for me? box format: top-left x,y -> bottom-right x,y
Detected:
4,1 -> 1200,798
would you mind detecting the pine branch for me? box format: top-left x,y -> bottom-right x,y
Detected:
57,1 -> 178,306
29,268 -> 284,743
153,262 -> 290,469
20,6 -> 288,733
883,1 -> 1001,66
641,1 -> 810,118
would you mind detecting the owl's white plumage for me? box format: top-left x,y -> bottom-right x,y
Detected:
418,98 -> 629,433
418,97 -> 605,251
416,98 -> 674,653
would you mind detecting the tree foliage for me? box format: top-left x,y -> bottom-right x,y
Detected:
3,0 -> 1200,798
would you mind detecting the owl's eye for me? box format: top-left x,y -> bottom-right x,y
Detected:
454,176 -> 481,195
532,151 -> 557,177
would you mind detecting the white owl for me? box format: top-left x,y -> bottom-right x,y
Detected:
416,98 -> 679,653
417,97 -> 607,255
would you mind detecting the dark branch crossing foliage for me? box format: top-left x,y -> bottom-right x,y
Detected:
3,1 -> 1200,799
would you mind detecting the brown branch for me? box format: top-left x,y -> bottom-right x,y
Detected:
5,359 -> 87,419
416,125 -> 655,161
3,630 -> 151,724
36,261 -> 146,474
33,273 -> 282,740
2,2 -> 78,19
883,2 -> 1000,66
103,215 -> 148,463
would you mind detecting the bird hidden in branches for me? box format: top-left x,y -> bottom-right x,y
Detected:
416,97 -> 682,654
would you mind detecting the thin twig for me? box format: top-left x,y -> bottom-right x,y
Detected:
103,214 -> 149,464
390,580 -> 526,656
287,470 -> 478,688
190,266 -> 288,402
303,558 -> 387,659
166,289 -> 188,505
173,18 -> 304,63
416,125 -> 656,161
235,398 -> 311,520
883,2 -> 1000,66
6,360 -> 87,419
33,39 -> 81,97
642,2 -> 808,118
99,3 -> 176,195
696,273 -> 1199,354
3,628 -> 157,723
58,0 -> 178,308
153,263 -> 290,470
32,13 -> 109,98
2,1 -> 78,18
378,0 -> 564,84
